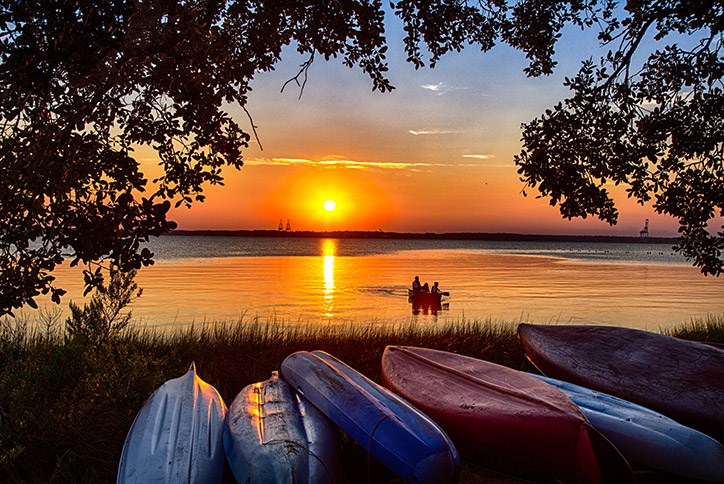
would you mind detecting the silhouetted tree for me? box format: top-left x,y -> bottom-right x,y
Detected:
515,1 -> 724,276
1,0 -> 721,314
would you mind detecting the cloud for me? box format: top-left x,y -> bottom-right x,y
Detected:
463,154 -> 495,160
408,129 -> 464,136
421,82 -> 445,93
246,157 -> 439,171
318,160 -> 431,170
246,158 -> 314,166
420,82 -> 469,96
460,154 -> 515,168
246,156 -> 510,172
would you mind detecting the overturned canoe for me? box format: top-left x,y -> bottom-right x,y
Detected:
532,373 -> 724,482
381,345 -> 633,483
281,350 -> 459,484
518,323 -> 724,442
117,363 -> 227,484
223,371 -> 340,483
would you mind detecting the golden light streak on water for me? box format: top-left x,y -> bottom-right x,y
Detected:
321,239 -> 337,317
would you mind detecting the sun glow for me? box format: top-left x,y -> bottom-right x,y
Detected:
262,167 -> 394,231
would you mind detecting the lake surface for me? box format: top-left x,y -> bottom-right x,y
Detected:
29,235 -> 724,332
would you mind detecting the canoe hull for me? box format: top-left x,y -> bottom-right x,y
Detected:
532,373 -> 724,482
223,371 -> 340,484
117,363 -> 227,484
407,290 -> 444,305
381,345 -> 632,483
518,323 -> 724,442
281,350 -> 459,484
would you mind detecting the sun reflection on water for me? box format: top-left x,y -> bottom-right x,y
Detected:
321,239 -> 337,317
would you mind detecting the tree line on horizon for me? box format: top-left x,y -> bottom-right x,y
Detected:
167,228 -> 680,243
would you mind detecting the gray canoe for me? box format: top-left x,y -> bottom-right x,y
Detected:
532,373 -> 724,482
223,371 -> 341,483
117,363 -> 227,483
518,323 -> 724,442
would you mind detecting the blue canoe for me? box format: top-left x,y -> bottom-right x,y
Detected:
531,373 -> 724,482
117,363 -> 227,484
281,350 -> 459,484
223,371 -> 341,483
518,323 -> 724,442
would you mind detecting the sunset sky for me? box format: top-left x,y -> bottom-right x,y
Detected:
162,13 -> 689,237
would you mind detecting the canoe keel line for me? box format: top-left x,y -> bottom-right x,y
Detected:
281,350 -> 460,484
532,373 -> 724,481
117,363 -> 227,484
518,323 -> 724,443
381,345 -> 633,483
223,371 -> 340,483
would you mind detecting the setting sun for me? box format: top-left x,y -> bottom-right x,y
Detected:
260,167 -> 395,231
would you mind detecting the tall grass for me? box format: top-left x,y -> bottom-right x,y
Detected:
661,313 -> 724,343
1,303 -> 722,482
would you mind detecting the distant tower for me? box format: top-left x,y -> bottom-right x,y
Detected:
639,219 -> 649,238
285,219 -> 291,232
278,219 -> 283,232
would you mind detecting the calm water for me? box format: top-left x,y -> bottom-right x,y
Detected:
28,235 -> 724,331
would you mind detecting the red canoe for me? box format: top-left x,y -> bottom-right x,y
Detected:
381,346 -> 632,483
518,324 -> 724,443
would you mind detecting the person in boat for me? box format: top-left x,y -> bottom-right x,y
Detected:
411,276 -> 422,292
431,282 -> 442,294
421,282 -> 430,293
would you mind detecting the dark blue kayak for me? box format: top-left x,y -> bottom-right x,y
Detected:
281,350 -> 459,484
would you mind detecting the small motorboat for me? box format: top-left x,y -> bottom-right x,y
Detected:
408,289 -> 449,315
407,289 -> 448,304
408,289 -> 441,303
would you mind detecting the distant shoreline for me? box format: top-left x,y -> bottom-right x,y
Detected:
168,229 -> 679,244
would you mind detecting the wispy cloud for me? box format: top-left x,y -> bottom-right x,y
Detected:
463,154 -> 494,160
246,157 -> 439,171
318,160 -> 433,170
408,129 -> 464,136
245,157 -> 312,167
420,82 -> 469,96
460,154 -> 515,168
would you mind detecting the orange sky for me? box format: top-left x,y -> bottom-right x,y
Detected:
159,20 -> 698,238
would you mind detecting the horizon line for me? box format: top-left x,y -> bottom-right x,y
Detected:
166,228 -> 679,242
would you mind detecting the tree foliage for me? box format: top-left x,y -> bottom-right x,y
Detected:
515,1 -> 724,275
1,0 -> 722,314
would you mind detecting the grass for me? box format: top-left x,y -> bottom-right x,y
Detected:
1,306 -> 722,482
660,313 -> 724,343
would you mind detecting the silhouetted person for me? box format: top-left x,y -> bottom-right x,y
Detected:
431,282 -> 442,294
411,276 -> 422,292
422,282 -> 430,293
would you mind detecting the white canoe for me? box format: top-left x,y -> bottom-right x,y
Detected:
223,371 -> 340,483
117,363 -> 227,483
532,373 -> 724,482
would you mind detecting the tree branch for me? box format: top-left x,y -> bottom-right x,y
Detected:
242,105 -> 263,151
281,53 -> 315,100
